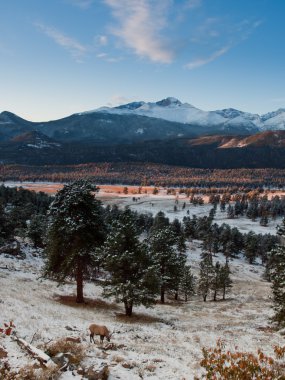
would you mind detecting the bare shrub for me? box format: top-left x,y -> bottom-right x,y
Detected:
112,355 -> 125,363
46,338 -> 85,365
17,365 -> 60,380
145,364 -> 156,372
0,363 -> 60,380
199,339 -> 285,379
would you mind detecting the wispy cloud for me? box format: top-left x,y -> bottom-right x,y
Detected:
104,0 -> 173,63
96,52 -> 123,63
107,95 -> 137,107
185,46 -> 230,69
186,18 -> 262,70
35,23 -> 87,61
94,35 -> 108,46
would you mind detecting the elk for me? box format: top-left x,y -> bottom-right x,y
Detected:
89,324 -> 113,344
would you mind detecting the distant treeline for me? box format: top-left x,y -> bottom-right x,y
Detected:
0,163 -> 285,188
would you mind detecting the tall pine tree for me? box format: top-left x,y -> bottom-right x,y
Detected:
149,227 -> 181,303
270,245 -> 285,327
43,180 -> 106,303
100,209 -> 159,316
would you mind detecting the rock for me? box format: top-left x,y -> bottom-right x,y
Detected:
0,346 -> 7,359
84,363 -> 109,380
52,352 -> 69,368
0,241 -> 21,256
65,336 -> 81,343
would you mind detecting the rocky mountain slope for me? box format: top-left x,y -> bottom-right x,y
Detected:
0,99 -> 285,168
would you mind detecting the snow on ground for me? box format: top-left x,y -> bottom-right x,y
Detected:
0,183 -> 284,378
98,190 -> 282,235
0,241 -> 284,379
2,180 -> 284,235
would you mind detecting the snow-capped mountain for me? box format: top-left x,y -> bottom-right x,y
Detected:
85,97 -> 285,132
261,109 -> 285,130
95,97 -> 227,127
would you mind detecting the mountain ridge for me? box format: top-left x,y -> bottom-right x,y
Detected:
0,98 -> 285,169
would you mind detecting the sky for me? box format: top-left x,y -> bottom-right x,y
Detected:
0,0 -> 285,121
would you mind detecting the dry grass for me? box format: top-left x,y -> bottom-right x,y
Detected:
0,364 -> 60,380
46,338 -> 85,365
112,355 -> 125,363
53,294 -> 120,311
145,363 -> 157,372
114,312 -> 162,324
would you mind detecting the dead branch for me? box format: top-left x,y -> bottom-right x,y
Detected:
12,335 -> 56,368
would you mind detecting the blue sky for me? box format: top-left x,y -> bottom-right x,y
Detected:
0,0 -> 284,121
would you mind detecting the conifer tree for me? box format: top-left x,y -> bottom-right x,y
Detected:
149,227 -> 181,303
43,180 -> 106,303
179,265 -> 195,301
100,209 -> 159,316
260,214 -> 269,227
27,214 -> 47,248
212,261 -> 222,301
244,231 -> 258,264
150,211 -> 169,233
270,245 -> 285,327
198,252 -> 214,302
220,261 -> 232,300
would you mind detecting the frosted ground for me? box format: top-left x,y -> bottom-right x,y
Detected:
0,242 -> 283,379
1,183 -> 285,379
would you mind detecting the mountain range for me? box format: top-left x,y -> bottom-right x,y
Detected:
0,97 -> 285,168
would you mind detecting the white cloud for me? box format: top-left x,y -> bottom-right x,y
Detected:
104,0 -> 173,63
35,23 -> 87,61
107,95 -> 137,107
94,35 -> 108,46
186,18 -> 262,70
185,46 -> 230,70
96,52 -> 123,63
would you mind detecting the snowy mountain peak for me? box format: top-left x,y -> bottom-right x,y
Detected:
78,98 -> 285,131
115,101 -> 145,110
215,108 -> 245,119
156,97 -> 182,107
261,108 -> 285,121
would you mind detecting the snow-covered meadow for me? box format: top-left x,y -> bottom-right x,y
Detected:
0,183 -> 284,379
0,241 -> 283,379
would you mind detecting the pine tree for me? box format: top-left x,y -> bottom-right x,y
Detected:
277,217 -> 285,246
179,265 -> 195,301
198,252 -> 214,302
100,210 -> 159,316
212,262 -> 222,301
244,231 -> 258,264
149,227 -> 181,303
260,214 -> 269,227
43,180 -> 106,303
150,211 -> 169,233
270,245 -> 285,327
27,214 -> 47,248
220,261 -> 232,300
227,205 -> 235,219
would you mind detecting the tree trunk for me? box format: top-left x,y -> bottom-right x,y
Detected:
124,301 -> 133,316
160,286 -> 165,303
175,291 -> 178,301
223,286 -> 226,300
213,290 -> 217,301
203,293 -> 207,302
76,260 -> 84,303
